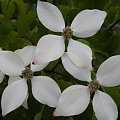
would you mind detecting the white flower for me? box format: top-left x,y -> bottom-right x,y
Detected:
35,1 -> 107,70
53,53 -> 120,120
0,46 -> 61,116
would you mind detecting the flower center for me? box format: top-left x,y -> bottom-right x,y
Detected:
88,80 -> 100,93
22,67 -> 33,80
63,26 -> 73,39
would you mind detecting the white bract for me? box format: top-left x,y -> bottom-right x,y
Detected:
36,1 -> 107,70
0,46 -> 61,116
53,53 -> 120,120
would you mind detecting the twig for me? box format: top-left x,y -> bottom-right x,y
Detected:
44,69 -> 88,85
107,19 -> 120,33
51,59 -> 61,71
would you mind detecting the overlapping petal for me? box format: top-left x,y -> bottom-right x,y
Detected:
62,53 -> 91,82
1,79 -> 28,116
67,39 -> 92,70
0,51 -> 25,76
93,90 -> 118,120
71,9 -> 107,38
54,85 -> 90,116
8,76 -> 22,85
15,46 -> 36,66
32,76 -> 61,107
31,62 -> 49,72
34,35 -> 65,64
37,1 -> 65,32
97,55 -> 120,87
8,76 -> 28,109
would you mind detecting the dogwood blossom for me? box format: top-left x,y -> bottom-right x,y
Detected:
0,46 -> 61,116
35,1 -> 107,70
53,53 -> 120,120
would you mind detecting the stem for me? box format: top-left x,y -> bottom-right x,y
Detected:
51,59 -> 61,71
107,19 -> 120,33
44,69 -> 88,85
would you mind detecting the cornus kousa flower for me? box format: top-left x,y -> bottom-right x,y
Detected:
35,1 -> 107,70
0,48 -> 5,83
53,53 -> 120,120
0,46 -> 61,116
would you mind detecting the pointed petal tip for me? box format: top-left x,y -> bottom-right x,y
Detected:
2,111 -> 7,117
93,90 -> 118,120
97,55 -> 120,87
53,109 -> 59,117
67,39 -> 92,69
1,80 -> 28,116
53,85 -> 90,116
0,51 -> 25,76
37,0 -> 65,32
62,53 -> 91,82
71,9 -> 107,38
52,112 -> 55,117
32,76 -> 61,108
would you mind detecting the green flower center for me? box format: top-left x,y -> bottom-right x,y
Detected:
63,27 -> 73,39
88,80 -> 100,93
22,67 -> 33,80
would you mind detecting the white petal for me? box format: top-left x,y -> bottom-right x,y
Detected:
1,79 -> 28,116
0,48 -> 2,51
67,39 -> 92,70
8,76 -> 28,109
0,51 -> 25,76
22,94 -> 28,109
97,55 -> 120,87
34,35 -> 65,63
54,85 -> 90,116
8,76 -> 22,85
62,53 -> 91,82
0,71 -> 4,83
32,76 -> 61,107
37,1 -> 65,32
31,62 -> 49,72
15,46 -> 36,66
71,9 -> 107,38
93,90 -> 118,120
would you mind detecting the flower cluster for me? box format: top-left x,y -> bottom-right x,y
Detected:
0,1 -> 120,120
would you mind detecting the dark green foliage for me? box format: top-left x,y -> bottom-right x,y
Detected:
0,0 -> 120,119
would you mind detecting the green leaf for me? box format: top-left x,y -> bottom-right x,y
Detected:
0,19 -> 12,34
106,32 -> 120,55
42,106 -> 54,120
0,31 -> 32,50
56,79 -> 73,92
58,5 -> 70,22
13,0 -> 26,16
34,105 -> 45,120
92,113 -> 97,120
17,10 -> 36,35
78,39 -> 90,46
1,0 -> 15,19
93,52 -> 108,69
